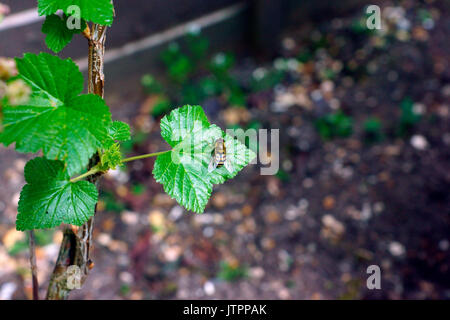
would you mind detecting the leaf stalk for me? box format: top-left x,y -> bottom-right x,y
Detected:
69,150 -> 170,182
70,166 -> 101,183
28,230 -> 39,300
121,150 -> 171,163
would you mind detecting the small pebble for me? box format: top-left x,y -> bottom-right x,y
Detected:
203,281 -> 215,296
322,196 -> 336,210
389,241 -> 406,257
410,135 -> 428,150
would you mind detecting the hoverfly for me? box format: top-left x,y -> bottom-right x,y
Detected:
208,138 -> 234,173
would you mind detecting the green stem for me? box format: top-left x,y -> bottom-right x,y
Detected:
69,150 -> 171,183
28,230 -> 39,300
70,166 -> 100,183
121,150 -> 171,163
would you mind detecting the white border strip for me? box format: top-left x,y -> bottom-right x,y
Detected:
76,2 -> 247,70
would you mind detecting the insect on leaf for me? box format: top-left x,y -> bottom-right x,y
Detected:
153,105 -> 255,213
208,133 -> 256,185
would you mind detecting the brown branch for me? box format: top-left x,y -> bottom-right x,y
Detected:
88,24 -> 107,97
46,23 -> 107,300
28,230 -> 39,300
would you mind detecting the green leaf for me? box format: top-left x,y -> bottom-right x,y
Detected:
38,0 -> 114,26
101,121 -> 130,170
99,143 -> 122,171
159,104 -> 211,147
107,121 -> 131,143
42,14 -> 86,53
153,125 -> 221,213
17,157 -> 98,231
0,53 -> 112,176
153,105 -> 255,213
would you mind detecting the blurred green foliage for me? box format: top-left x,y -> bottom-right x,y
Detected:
8,230 -> 54,256
151,98 -> 172,118
119,284 -> 131,296
101,191 -> 126,213
250,68 -> 285,92
349,11 -> 378,36
363,117 -> 384,143
398,97 -> 420,136
161,42 -> 193,84
121,132 -> 148,153
141,31 -> 294,118
276,168 -> 290,182
217,261 -> 248,282
417,9 -> 432,23
315,111 -> 353,139
8,240 -> 29,256
141,74 -> 162,94
140,29 -> 300,119
142,30 -> 247,116
297,49 -> 313,63
131,183 -> 146,195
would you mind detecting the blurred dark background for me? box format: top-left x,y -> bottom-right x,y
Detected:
0,0 -> 449,299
